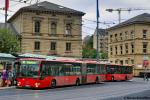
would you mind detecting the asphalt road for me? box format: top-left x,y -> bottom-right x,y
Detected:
0,78 -> 150,100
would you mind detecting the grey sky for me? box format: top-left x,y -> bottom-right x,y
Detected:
0,0 -> 150,37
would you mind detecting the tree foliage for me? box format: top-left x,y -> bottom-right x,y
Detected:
0,28 -> 20,53
82,35 -> 108,59
100,50 -> 108,59
83,48 -> 97,58
82,35 -> 97,58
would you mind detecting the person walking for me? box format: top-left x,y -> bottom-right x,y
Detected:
1,69 -> 7,87
7,70 -> 13,86
144,73 -> 149,81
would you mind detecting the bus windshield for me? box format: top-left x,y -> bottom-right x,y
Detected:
16,60 -> 40,78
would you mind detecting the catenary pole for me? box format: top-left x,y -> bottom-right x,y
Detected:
96,0 -> 100,61
5,0 -> 8,28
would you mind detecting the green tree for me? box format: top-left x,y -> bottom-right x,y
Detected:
100,50 -> 108,59
82,35 -> 108,59
82,35 -> 97,58
82,48 -> 97,58
0,28 -> 20,53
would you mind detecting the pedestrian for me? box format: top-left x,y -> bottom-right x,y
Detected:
144,73 -> 149,81
0,72 -> 2,87
1,69 -> 7,87
7,70 -> 13,86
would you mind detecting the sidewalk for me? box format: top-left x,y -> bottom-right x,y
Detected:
131,77 -> 150,82
0,86 -> 15,90
0,80 -> 16,90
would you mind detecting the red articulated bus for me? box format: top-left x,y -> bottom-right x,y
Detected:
105,64 -> 133,81
83,60 -> 106,84
14,58 -> 106,89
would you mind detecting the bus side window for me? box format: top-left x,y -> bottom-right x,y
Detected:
59,65 -> 64,76
72,65 -> 81,75
41,65 -> 45,76
101,65 -> 105,74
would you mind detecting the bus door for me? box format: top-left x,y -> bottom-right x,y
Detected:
81,63 -> 87,84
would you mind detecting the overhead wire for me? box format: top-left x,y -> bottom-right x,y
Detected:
71,26 -> 92,35
10,0 -> 31,5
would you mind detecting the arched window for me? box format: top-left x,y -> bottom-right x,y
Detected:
34,21 -> 40,33
65,24 -> 71,34
51,23 -> 57,34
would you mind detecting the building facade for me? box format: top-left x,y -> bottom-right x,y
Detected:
93,29 -> 108,53
108,13 -> 150,76
8,1 -> 85,57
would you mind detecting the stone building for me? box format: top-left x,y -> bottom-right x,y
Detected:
107,13 -> 150,76
93,29 -> 108,53
8,1 -> 85,57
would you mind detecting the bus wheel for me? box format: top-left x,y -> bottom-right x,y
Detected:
51,80 -> 56,88
95,77 -> 99,84
112,77 -> 115,81
76,79 -> 80,86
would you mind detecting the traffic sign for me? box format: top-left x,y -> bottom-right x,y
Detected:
143,60 -> 149,68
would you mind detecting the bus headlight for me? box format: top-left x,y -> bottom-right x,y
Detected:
35,83 -> 40,87
17,82 -> 21,86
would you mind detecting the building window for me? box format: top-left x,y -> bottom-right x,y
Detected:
125,43 -> 128,54
120,60 -> 123,65
100,43 -> 103,48
131,43 -> 134,53
52,13 -> 56,16
67,15 -> 71,18
51,23 -> 57,34
131,31 -> 134,39
143,42 -> 147,53
125,60 -> 128,64
110,35 -> 113,42
120,33 -> 122,40
131,60 -> 134,64
143,30 -> 147,39
125,31 -> 128,40
115,46 -> 118,55
66,42 -> 71,51
110,46 -> 113,55
65,24 -> 72,34
115,34 -> 118,41
120,45 -> 123,55
34,41 -> 40,50
115,60 -> 118,64
51,42 -> 56,50
34,21 -> 40,33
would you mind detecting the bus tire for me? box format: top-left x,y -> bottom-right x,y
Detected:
76,78 -> 80,86
95,77 -> 99,84
112,76 -> 115,81
51,80 -> 56,88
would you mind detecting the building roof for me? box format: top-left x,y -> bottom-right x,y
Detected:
108,13 -> 150,30
0,23 -> 19,35
8,1 -> 85,22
